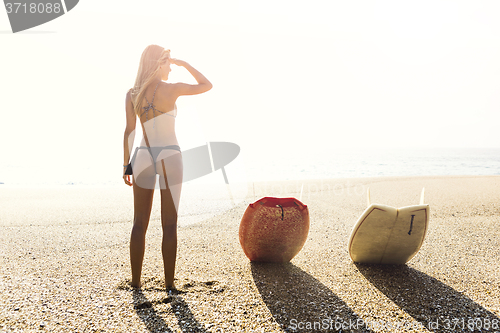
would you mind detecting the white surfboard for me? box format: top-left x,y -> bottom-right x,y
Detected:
348,188 -> 429,264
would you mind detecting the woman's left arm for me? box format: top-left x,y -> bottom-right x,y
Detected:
123,90 -> 136,186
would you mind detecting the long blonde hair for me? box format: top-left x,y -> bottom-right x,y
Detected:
129,45 -> 171,116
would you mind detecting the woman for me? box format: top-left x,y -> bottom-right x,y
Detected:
123,44 -> 212,289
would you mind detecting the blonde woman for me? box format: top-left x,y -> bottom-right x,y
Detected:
123,45 -> 212,289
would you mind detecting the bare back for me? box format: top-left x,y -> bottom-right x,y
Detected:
137,81 -> 179,147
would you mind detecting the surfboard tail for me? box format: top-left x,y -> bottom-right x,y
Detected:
420,187 -> 425,205
367,187 -> 371,207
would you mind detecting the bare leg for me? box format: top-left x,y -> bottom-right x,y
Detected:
160,160 -> 179,289
130,176 -> 155,288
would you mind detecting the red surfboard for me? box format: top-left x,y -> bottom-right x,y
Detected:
239,197 -> 309,263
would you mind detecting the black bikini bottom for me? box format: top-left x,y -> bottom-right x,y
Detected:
126,145 -> 181,175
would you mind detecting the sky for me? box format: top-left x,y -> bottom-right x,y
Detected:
1,0 -> 499,186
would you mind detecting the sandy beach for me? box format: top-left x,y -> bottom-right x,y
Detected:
1,175 -> 499,332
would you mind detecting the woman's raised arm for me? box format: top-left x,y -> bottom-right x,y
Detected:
170,58 -> 212,96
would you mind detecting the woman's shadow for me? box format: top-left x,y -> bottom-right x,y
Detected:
355,263 -> 499,332
251,262 -> 366,332
131,288 -> 208,332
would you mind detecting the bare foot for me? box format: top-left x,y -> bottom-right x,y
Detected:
131,281 -> 142,289
166,282 -> 176,292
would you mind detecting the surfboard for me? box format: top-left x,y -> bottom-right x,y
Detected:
348,188 -> 429,264
239,197 -> 309,263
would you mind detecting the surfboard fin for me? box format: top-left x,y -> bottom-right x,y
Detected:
367,187 -> 371,207
420,187 -> 425,205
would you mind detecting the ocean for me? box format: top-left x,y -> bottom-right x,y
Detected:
1,147 -> 498,227
249,147 -> 500,181
0,147 -> 499,187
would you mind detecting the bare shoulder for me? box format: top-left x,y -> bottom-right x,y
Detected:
159,81 -> 176,90
158,81 -> 181,97
126,88 -> 133,101
168,82 -> 212,96
125,89 -> 135,115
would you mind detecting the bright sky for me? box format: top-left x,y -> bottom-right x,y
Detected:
1,0 -> 499,185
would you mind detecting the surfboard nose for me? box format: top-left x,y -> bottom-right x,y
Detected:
239,197 -> 310,263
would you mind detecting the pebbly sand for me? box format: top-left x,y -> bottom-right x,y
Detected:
0,176 -> 499,332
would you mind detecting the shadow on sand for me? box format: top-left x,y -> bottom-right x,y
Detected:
355,263 -> 499,332
251,262 -> 366,332
132,288 -> 208,332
